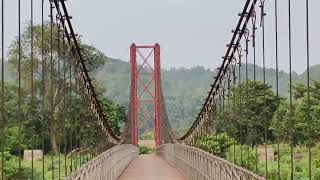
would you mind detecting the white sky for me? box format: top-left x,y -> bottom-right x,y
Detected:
1,0 -> 320,73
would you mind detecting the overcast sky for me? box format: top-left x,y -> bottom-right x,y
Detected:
2,0 -> 320,73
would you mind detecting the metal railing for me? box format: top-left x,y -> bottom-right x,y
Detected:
157,144 -> 265,180
64,144 -> 138,180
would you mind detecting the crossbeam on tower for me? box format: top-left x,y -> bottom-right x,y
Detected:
130,43 -> 162,146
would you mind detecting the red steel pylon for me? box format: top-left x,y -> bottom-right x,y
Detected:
130,43 -> 161,146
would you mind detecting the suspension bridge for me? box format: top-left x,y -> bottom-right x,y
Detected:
1,0 -> 319,179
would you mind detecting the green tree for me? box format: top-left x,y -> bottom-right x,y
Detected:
273,81 -> 320,145
0,82 -> 30,151
100,97 -> 126,135
0,82 -> 37,179
7,23 -> 107,152
195,133 -> 235,158
1,23 -> 127,178
216,81 -> 281,145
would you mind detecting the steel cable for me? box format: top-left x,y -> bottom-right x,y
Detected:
56,15 -> 62,179
237,46 -> 243,166
274,0 -> 280,178
259,0 -> 268,177
18,0 -> 22,176
288,0 -> 294,179
1,0 -> 4,178
50,2 -> 55,178
41,0 -> 46,179
305,0 -> 311,178
30,0 -> 35,178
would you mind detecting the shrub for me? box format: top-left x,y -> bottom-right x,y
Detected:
1,151 -> 32,179
139,146 -> 154,154
195,133 -> 235,158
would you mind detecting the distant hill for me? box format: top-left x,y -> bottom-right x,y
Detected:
96,58 -> 212,131
3,57 -> 319,131
96,58 -> 320,131
238,64 -> 320,98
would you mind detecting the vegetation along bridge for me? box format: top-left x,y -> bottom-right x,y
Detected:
0,0 -> 319,179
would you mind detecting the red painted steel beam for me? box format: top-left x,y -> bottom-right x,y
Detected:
136,45 -> 156,48
154,44 -> 161,146
130,44 -> 138,146
129,43 -> 162,147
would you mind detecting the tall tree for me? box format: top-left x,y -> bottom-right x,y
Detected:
215,81 -> 281,145
7,23 -> 108,152
273,81 -> 320,145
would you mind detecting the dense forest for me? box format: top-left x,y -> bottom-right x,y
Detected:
95,58 -> 320,178
95,58 -> 320,134
0,24 -> 127,179
1,24 -> 320,178
3,56 -> 320,134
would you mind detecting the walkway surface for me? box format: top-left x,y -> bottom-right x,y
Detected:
118,154 -> 185,180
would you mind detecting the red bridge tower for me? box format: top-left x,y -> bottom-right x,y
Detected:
130,43 -> 162,147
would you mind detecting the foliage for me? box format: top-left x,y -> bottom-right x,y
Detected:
97,63 -> 212,134
195,133 -> 235,158
211,80 -> 320,178
0,151 -> 32,179
100,97 -> 126,135
0,23 -> 126,178
140,131 -> 155,140
272,81 -> 320,145
238,146 -> 256,170
7,23 -> 109,153
95,62 -> 320,135
215,81 -> 281,145
138,146 -> 154,154
314,168 -> 320,180
227,145 -> 256,171
5,46 -> 320,135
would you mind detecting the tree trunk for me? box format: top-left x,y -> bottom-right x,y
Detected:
51,87 -> 60,153
52,132 -> 59,153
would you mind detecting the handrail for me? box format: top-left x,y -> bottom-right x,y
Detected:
64,144 -> 138,180
157,144 -> 265,180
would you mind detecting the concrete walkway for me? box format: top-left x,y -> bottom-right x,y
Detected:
118,154 -> 185,180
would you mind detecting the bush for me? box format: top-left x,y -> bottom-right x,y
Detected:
315,144 -> 320,168
139,146 -> 154,154
195,133 -> 235,158
239,145 -> 256,170
314,168 -> 320,180
1,151 -> 32,179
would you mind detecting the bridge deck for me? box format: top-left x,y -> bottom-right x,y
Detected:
118,154 -> 185,180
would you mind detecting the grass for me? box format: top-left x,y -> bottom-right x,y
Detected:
1,152 -> 94,179
4,143 -> 320,179
225,143 -> 320,179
